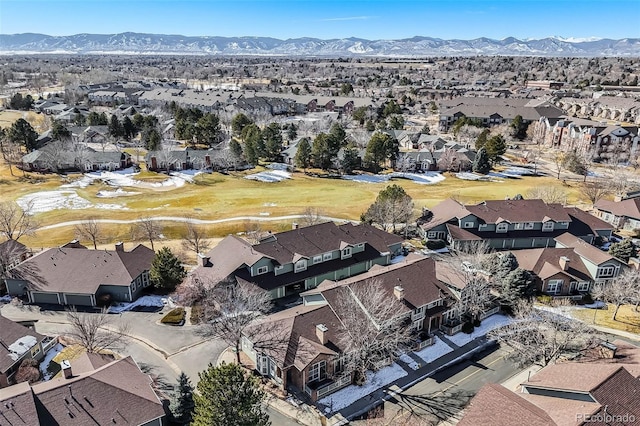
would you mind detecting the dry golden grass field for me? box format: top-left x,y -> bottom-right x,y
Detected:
572,304 -> 640,334
1,153 -> 589,251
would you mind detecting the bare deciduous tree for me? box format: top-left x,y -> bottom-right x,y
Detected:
0,131 -> 23,177
0,201 -> 38,241
525,186 -> 568,205
66,307 -> 130,353
196,277 -> 274,364
580,181 -> 610,206
334,279 -> 412,384
181,220 -> 211,255
488,301 -> 596,367
131,216 -> 163,251
74,217 -> 102,250
592,269 -> 640,321
300,207 -> 325,227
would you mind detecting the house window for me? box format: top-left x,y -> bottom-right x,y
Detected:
295,260 -> 307,272
558,221 -> 569,227
479,224 -> 488,230
257,265 -> 269,275
323,252 -> 333,261
313,255 -> 322,264
577,282 -> 590,292
463,222 -> 474,229
525,222 -> 535,230
547,279 -> 563,294
308,360 -> 326,383
597,266 -> 615,277
30,345 -> 40,358
341,247 -> 352,259
356,243 -> 364,249
496,223 -> 508,233
514,223 -> 524,230
411,319 -> 423,331
131,281 -> 137,292
274,265 -> 283,272
542,221 -> 554,232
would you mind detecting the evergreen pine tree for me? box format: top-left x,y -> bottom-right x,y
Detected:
609,238 -> 637,263
149,247 -> 187,292
294,137 -> 312,169
472,147 -> 491,174
192,363 -> 270,426
171,372 -> 195,425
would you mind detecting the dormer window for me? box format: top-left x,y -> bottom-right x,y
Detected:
496,223 -> 508,233
295,259 -> 307,272
322,252 -> 332,261
463,222 -> 474,228
341,247 -> 352,259
257,265 -> 269,275
542,221 -> 554,232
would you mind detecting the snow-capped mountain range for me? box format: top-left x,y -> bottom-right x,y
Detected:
0,33 -> 638,56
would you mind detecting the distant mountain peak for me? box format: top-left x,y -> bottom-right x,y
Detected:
0,32 -> 637,57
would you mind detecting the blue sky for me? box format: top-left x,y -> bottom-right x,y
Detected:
1,0 -> 638,40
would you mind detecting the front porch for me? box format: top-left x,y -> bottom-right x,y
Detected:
304,374 -> 352,401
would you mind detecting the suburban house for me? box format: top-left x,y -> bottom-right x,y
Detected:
554,232 -> 626,285
145,149 -> 216,172
0,316 -> 55,388
438,97 -> 565,132
241,255 -> 455,402
459,340 -> 640,426
0,240 -> 32,274
5,242 -> 155,307
421,199 -> 614,251
21,148 -> 132,173
594,194 -> 640,231
435,261 -> 500,335
191,222 -> 404,300
0,354 -> 166,425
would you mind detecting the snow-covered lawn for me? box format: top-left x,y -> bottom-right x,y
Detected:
39,343 -> 64,381
0,295 -> 12,304
17,190 -> 128,214
342,172 -> 444,185
447,314 -> 513,347
96,188 -> 141,198
108,295 -> 175,313
318,363 -> 408,413
414,336 -> 455,364
455,172 -> 501,182
398,353 -> 420,370
244,170 -> 291,182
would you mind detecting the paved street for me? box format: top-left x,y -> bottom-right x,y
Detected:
381,345 -> 521,424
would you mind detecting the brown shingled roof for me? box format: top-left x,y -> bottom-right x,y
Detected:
466,200 -> 571,224
512,248 -> 593,281
458,383 -> 557,426
12,245 -> 154,295
0,315 -> 45,374
596,197 -> 640,220
0,382 -> 39,426
254,222 -> 403,265
554,233 -> 617,265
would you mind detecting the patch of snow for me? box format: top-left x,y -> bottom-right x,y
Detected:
96,188 -> 141,198
263,202 -> 277,207
108,295 -> 175,313
0,295 -> 12,304
584,301 -> 607,309
447,314 -> 513,347
398,353 -> 420,370
342,172 -> 444,185
244,170 -> 291,182
17,190 -> 127,214
8,335 -> 38,360
390,255 -> 406,264
317,363 -> 407,413
415,336 -> 455,364
266,163 -> 291,171
39,343 -> 64,381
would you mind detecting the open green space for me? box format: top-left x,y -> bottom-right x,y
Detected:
572,304 -> 640,334
2,160 -> 587,248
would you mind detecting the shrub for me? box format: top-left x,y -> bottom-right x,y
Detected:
536,295 -> 553,305
161,307 -> 186,325
461,321 -> 474,334
425,239 -> 446,250
190,304 -> 204,324
473,318 -> 481,327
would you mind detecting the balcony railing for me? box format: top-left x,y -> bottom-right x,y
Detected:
479,306 -> 500,320
41,336 -> 58,353
441,320 -> 463,336
316,375 -> 351,399
414,336 -> 434,350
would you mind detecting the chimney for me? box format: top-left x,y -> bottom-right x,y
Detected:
614,194 -> 623,202
316,324 -> 328,345
559,256 -> 570,271
115,242 -> 124,252
292,222 -> 299,230
394,285 -> 405,301
61,360 -> 72,379
198,253 -> 211,267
